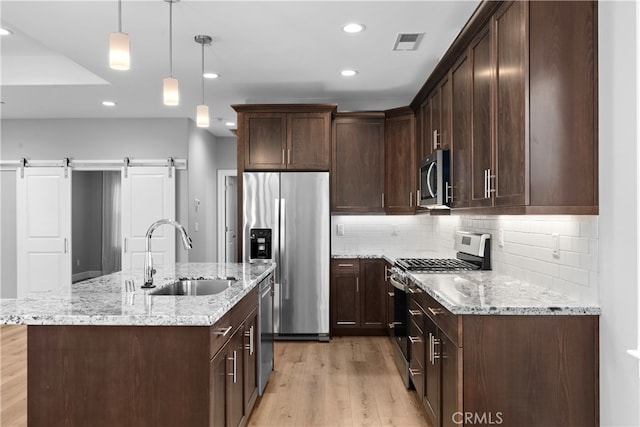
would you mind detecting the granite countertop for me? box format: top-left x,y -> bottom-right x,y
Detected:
410,271 -> 601,316
332,252 -> 600,316
0,262 -> 275,326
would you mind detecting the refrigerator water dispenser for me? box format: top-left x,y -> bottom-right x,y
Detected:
250,228 -> 272,260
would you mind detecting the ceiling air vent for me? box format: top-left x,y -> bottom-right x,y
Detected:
393,33 -> 424,51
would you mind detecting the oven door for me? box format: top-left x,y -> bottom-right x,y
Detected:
389,273 -> 409,361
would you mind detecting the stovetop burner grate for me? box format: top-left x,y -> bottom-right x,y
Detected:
395,257 -> 480,272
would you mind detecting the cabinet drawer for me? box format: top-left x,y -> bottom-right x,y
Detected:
210,286 -> 259,357
408,298 -> 424,333
423,292 -> 461,347
331,259 -> 360,274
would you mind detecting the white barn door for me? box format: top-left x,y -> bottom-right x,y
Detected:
121,166 -> 176,273
16,167 -> 72,297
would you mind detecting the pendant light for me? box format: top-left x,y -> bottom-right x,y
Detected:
194,35 -> 212,128
163,0 -> 180,106
109,0 -> 130,70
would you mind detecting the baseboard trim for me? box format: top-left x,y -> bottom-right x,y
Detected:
72,271 -> 103,283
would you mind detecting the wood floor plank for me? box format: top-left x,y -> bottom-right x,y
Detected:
0,325 -> 28,427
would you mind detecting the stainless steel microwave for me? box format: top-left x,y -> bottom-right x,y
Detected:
419,149 -> 451,208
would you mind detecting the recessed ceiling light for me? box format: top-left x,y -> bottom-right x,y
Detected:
0,28 -> 13,36
341,69 -> 358,77
225,122 -> 236,127
342,23 -> 365,34
102,101 -> 116,107
203,72 -> 219,79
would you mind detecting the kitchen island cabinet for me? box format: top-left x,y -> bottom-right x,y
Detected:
1,263 -> 275,427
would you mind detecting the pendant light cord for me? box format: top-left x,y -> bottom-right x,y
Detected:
169,0 -> 173,77
201,42 -> 205,105
118,0 -> 122,32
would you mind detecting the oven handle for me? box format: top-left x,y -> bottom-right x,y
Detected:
389,275 -> 406,292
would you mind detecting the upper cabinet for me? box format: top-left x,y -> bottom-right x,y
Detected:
331,112 -> 385,213
233,104 -> 336,171
412,0 -> 598,215
385,108 -> 416,215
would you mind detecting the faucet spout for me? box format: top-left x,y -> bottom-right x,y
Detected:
142,219 -> 193,288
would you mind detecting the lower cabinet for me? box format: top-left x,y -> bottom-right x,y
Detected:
210,287 -> 263,427
408,281 -> 598,427
330,258 -> 386,335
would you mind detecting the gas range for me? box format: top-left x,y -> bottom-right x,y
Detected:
393,231 -> 491,276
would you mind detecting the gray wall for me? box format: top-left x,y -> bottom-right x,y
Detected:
71,171 -> 103,277
599,2 -> 640,425
0,118 -> 191,297
187,121 -> 218,262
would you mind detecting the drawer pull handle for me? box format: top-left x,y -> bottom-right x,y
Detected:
214,326 -> 233,337
388,322 -> 395,329
409,309 -> 421,316
388,291 -> 395,297
407,287 -> 422,294
337,263 -> 354,267
409,368 -> 422,377
428,307 -> 445,316
408,336 -> 422,344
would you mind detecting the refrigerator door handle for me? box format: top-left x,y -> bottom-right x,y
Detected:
280,198 -> 289,300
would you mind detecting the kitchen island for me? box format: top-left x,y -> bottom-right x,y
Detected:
0,262 -> 275,427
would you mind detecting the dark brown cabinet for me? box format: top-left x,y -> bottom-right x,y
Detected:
410,0 -> 598,215
330,258 -> 386,335
243,309 -> 259,414
450,53 -> 472,209
384,261 -> 394,336
331,113 -> 385,213
384,108 -> 416,214
233,104 -> 335,171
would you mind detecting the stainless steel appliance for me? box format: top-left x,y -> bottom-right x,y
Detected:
258,273 -> 274,395
243,172 -> 330,340
419,149 -> 451,208
389,231 -> 491,387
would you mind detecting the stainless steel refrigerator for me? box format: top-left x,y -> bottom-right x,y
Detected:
243,172 -> 329,340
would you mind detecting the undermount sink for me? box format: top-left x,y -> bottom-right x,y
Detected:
149,279 -> 234,296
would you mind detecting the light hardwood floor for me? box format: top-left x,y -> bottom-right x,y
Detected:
0,328 -> 429,427
248,336 -> 430,427
1,325 -> 27,427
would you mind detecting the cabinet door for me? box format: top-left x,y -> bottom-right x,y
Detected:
360,259 -> 385,328
227,330 -> 245,427
439,75 -> 452,151
428,91 -> 440,154
418,100 -> 431,160
469,27 -> 493,208
385,113 -> 416,214
210,348 -> 229,427
440,333 -> 463,427
287,113 -> 330,170
494,0 -> 527,207
330,260 -> 361,330
451,53 -> 472,209
423,316 -> 441,427
243,310 -> 259,413
331,118 -> 385,213
244,113 -> 287,170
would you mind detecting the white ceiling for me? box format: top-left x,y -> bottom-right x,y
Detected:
0,0 -> 480,137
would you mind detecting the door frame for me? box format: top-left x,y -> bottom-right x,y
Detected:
217,169 -> 237,264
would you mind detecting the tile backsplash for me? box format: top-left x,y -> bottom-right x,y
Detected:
332,214 -> 599,304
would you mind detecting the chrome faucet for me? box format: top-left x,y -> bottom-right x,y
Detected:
142,219 -> 193,288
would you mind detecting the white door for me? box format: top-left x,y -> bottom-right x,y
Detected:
121,167 -> 176,273
16,167 -> 72,297
225,176 -> 237,263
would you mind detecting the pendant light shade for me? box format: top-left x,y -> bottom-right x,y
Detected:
163,77 -> 179,106
109,0 -> 129,70
194,34 -> 212,128
109,32 -> 130,70
196,105 -> 210,127
163,0 -> 180,106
